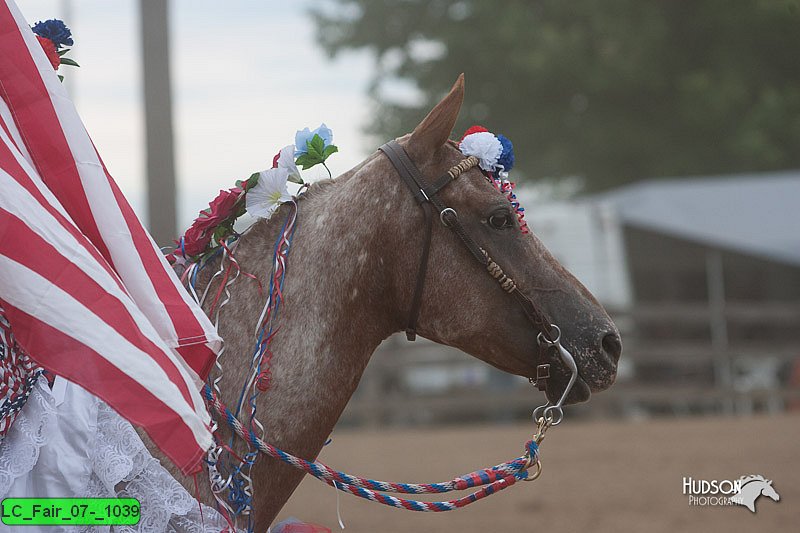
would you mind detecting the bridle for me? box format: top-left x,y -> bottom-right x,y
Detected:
379,140 -> 554,342
378,139 -> 579,422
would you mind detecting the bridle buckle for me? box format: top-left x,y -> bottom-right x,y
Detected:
439,207 -> 457,227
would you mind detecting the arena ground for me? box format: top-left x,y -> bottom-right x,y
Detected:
278,413 -> 798,532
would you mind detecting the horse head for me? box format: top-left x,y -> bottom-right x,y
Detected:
761,479 -> 780,502
376,75 -> 621,405
735,475 -> 780,512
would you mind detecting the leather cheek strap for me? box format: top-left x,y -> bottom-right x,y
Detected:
379,141 -> 434,340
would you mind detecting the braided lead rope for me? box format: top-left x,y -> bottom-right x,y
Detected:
203,385 -> 539,511
316,465 -> 525,511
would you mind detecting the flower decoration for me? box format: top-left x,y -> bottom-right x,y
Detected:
272,145 -> 303,184
31,18 -> 79,78
293,124 -> 338,174
205,187 -> 242,226
178,186 -> 247,258
459,130 -> 503,172
181,222 -> 214,258
295,124 -> 333,156
462,125 -> 489,137
459,126 -> 528,234
175,125 -> 339,261
36,36 -> 60,70
31,19 -> 73,47
496,134 -> 515,172
245,168 -> 293,219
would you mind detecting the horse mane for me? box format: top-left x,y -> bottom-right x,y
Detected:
294,148 -> 383,201
297,178 -> 335,200
740,474 -> 770,485
206,149 -> 384,274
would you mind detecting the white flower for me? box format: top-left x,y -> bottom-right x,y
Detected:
245,168 -> 293,219
276,144 -> 302,183
459,131 -> 502,171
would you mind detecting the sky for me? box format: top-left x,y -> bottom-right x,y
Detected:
19,0 -> 374,232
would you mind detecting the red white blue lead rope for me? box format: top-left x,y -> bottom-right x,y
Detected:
202,384 -> 539,511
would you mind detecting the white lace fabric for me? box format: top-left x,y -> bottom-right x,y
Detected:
0,377 -> 230,533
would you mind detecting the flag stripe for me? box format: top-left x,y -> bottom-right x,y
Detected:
0,104 -> 28,159
1,0 -> 220,371
0,125 -> 125,293
0,257 -> 211,454
0,303 -> 208,473
105,174 -> 216,378
0,2 -> 111,262
0,211 -> 197,410
0,0 -> 222,474
0,159 -> 212,471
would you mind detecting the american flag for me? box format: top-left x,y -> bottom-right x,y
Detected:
0,0 -> 221,475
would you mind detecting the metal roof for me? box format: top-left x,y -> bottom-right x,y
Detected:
593,170 -> 800,265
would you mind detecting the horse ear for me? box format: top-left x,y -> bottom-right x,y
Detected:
406,74 -> 465,160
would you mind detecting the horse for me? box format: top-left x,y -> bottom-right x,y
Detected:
732,475 -> 780,512
143,75 -> 622,530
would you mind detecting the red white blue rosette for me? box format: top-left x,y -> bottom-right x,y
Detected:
459,126 -> 527,233
458,126 -> 515,174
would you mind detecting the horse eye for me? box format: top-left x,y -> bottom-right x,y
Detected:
488,212 -> 513,230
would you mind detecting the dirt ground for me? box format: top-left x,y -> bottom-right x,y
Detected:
277,413 -> 799,533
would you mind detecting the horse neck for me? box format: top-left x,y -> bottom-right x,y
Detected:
207,163 -> 412,524
224,179 -> 403,411
740,482 -> 762,498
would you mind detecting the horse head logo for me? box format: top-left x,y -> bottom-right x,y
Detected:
732,475 -> 780,513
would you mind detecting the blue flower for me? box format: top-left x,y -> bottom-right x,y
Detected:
294,123 -> 333,157
31,19 -> 73,49
496,134 -> 514,172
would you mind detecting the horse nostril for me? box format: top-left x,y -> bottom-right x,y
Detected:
601,332 -> 622,364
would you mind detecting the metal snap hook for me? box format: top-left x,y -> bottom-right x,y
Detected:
531,403 -> 548,423
440,207 -> 458,227
522,458 -> 543,481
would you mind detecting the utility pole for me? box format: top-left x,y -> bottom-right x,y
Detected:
139,0 -> 176,245
706,249 -> 733,414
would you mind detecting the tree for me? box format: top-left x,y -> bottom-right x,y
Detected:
313,0 -> 800,191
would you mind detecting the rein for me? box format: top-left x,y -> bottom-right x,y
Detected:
203,383 -> 540,511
